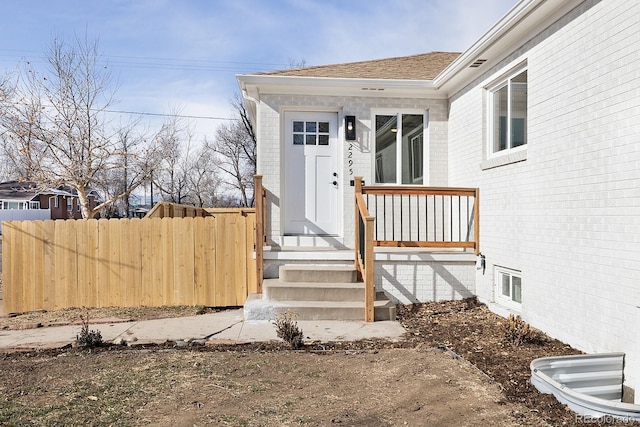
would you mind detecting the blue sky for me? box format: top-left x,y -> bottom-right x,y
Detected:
0,0 -> 516,140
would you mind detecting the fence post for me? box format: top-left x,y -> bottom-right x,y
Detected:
254,175 -> 264,293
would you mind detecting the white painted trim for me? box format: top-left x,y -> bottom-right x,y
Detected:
480,149 -> 527,170
485,62 -> 528,160
237,75 -> 443,100
495,266 -> 522,312
434,0 -> 582,94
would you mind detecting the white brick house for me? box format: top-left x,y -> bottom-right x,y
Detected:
238,0 -> 640,399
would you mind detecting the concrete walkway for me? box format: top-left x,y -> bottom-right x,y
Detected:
0,308 -> 407,350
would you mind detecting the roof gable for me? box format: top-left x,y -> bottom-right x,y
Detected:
257,52 -> 461,80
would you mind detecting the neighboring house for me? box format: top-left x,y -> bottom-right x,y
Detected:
0,181 -> 100,228
238,0 -> 640,402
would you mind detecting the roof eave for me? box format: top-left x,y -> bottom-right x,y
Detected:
237,74 -> 441,99
434,0 -> 583,93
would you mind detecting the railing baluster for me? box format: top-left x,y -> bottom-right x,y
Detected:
416,194 -> 420,242
383,194 -> 387,240
358,185 -> 479,251
400,194 -> 404,242
440,195 -> 443,241
392,194 -> 395,241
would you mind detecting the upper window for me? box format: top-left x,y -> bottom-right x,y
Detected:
374,112 -> 425,184
67,197 -> 73,212
489,69 -> 527,155
496,267 -> 522,309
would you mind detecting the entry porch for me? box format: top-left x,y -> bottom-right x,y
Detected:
250,176 -> 480,322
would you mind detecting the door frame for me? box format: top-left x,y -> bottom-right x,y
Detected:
280,107 -> 343,237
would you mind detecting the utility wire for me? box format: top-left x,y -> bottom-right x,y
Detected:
102,108 -> 237,121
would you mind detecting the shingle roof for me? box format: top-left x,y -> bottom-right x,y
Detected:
0,180 -> 77,201
256,52 -> 460,80
0,181 -> 39,201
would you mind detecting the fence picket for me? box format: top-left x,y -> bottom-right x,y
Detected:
1,210 -> 256,313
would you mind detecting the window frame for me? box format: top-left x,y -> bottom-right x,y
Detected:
372,109 -> 428,185
487,66 -> 528,158
495,266 -> 522,310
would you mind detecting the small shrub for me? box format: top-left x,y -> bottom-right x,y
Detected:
76,313 -> 103,348
272,310 -> 304,349
504,313 -> 532,345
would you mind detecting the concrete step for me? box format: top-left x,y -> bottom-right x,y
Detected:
279,265 -> 358,283
244,293 -> 396,321
263,279 -> 364,302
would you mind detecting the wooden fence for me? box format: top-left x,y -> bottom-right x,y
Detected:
145,201 -> 212,218
1,212 -> 256,313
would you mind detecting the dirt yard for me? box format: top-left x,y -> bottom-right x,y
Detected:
0,298 -> 633,426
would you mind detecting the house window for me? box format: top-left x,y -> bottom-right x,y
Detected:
374,112 -> 425,184
489,69 -> 527,155
67,197 -> 73,212
496,267 -> 522,309
54,197 -> 59,208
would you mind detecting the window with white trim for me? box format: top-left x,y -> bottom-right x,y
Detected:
67,197 -> 73,212
488,69 -> 527,155
496,267 -> 522,309
374,112 -> 426,184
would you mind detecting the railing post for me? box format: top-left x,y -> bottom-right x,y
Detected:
254,175 -> 264,293
364,215 -> 375,322
354,176 -> 363,271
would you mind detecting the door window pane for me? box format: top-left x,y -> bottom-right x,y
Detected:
401,114 -> 424,184
305,122 -> 316,133
375,115 -> 397,184
293,120 -> 330,146
375,113 -> 425,184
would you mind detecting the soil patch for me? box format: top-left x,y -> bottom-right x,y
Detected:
0,298 -> 636,426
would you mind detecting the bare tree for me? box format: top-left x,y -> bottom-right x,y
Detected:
187,144 -> 222,208
150,116 -> 195,204
0,35 -> 154,218
208,94 -> 256,207
93,120 -> 146,217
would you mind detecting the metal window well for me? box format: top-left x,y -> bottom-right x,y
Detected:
530,353 -> 640,421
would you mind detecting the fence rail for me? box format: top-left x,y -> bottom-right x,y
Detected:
1,213 -> 257,313
145,201 -> 212,219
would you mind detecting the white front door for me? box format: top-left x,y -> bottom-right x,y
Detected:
283,112 -> 339,235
